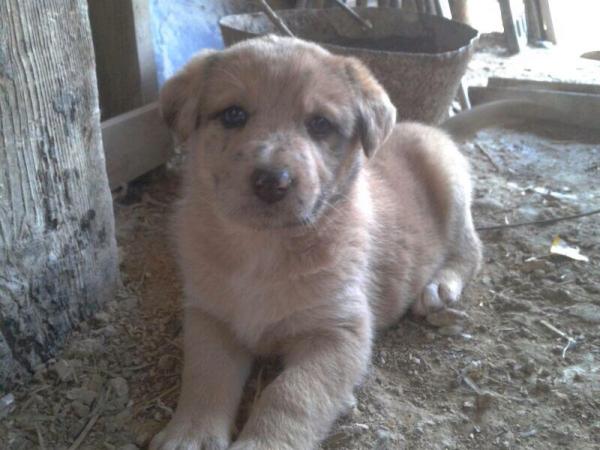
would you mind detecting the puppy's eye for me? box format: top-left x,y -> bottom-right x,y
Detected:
220,106 -> 247,128
307,115 -> 334,138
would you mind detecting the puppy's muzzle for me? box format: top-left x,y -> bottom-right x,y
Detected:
251,167 -> 292,204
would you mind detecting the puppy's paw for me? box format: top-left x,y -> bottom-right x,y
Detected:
412,272 -> 464,317
149,419 -> 229,450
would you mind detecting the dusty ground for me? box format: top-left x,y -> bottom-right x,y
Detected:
2,38 -> 600,450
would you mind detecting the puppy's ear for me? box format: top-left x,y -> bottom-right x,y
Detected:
344,58 -> 396,158
159,49 -> 218,141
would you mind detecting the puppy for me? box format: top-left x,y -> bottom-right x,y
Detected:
150,35 -> 481,450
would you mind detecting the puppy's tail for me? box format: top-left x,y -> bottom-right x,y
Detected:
440,99 -> 568,141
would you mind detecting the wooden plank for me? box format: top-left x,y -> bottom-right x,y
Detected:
488,77 -> 600,95
537,0 -> 556,43
88,0 -> 158,120
524,0 -> 542,42
498,0 -> 528,54
468,86 -> 600,130
132,0 -> 159,104
102,102 -> 172,189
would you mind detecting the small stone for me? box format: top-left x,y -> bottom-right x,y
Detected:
124,296 -> 139,310
110,377 -> 129,398
85,373 -> 105,393
101,325 -> 118,337
535,379 -> 551,394
496,343 -> 510,355
541,287 -> 574,304
521,259 -> 552,274
157,355 -> 176,372
465,360 -> 485,381
475,392 -> 495,415
584,284 -> 600,295
110,377 -> 130,408
52,359 -> 73,382
520,359 -> 537,376
375,428 -> 395,449
473,197 -> 504,212
0,393 -> 16,419
427,308 -> 469,327
71,400 -> 90,418
94,311 -> 111,324
554,391 -> 569,402
33,363 -> 48,382
66,388 -> 97,405
438,325 -> 463,336
71,338 -> 104,356
424,331 -> 437,341
568,304 -> 600,323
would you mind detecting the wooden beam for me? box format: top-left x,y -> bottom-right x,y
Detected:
131,0 -> 159,104
498,0 -> 528,54
102,102 -> 172,189
88,0 -> 158,120
487,77 -> 600,95
468,86 -> 600,130
536,0 -> 556,43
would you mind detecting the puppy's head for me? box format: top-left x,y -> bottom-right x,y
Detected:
161,35 -> 395,229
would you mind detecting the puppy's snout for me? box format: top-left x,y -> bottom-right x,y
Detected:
251,168 -> 292,204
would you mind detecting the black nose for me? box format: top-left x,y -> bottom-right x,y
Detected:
251,168 -> 292,204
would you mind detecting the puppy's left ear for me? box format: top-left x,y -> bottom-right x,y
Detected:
344,57 -> 397,158
159,49 -> 218,142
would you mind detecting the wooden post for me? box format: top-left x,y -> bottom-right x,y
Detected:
0,0 -> 119,388
499,0 -> 529,54
88,0 -> 158,120
448,0 -> 471,24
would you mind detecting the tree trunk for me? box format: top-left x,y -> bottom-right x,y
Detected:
0,0 -> 118,389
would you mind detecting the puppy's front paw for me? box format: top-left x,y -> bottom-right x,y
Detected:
149,419 -> 229,450
412,274 -> 464,317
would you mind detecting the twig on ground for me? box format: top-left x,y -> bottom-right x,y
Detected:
67,387 -> 109,450
538,319 -> 577,358
474,143 -> 500,172
134,383 -> 180,414
461,375 -> 482,394
36,424 -> 46,450
257,0 -> 295,37
476,208 -> 600,231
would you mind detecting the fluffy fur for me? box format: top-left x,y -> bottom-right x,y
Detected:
150,35 -> 481,450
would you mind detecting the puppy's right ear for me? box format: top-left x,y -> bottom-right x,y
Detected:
343,57 -> 396,159
159,49 -> 218,141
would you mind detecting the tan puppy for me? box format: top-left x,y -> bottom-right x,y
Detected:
150,35 -> 481,450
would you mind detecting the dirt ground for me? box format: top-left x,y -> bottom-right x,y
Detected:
2,38 -> 600,450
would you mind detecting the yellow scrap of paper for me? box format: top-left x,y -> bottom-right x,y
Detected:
550,236 -> 589,262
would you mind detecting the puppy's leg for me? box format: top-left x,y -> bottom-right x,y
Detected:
409,132 -> 482,317
230,317 -> 372,450
151,308 -> 252,450
413,198 -> 482,317
414,219 -> 482,316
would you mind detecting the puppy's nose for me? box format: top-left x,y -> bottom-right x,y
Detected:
251,168 -> 292,204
